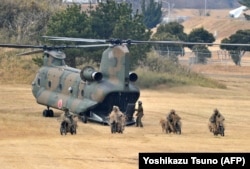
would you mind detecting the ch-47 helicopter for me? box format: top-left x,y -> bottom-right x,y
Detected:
0,37 -> 149,125
0,37 -> 250,125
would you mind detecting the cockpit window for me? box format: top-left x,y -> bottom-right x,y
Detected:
52,58 -> 63,66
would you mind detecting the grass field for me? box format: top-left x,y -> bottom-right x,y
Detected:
0,65 -> 250,169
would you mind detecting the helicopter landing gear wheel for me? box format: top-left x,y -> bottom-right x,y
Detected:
48,109 -> 54,117
43,109 -> 48,117
81,115 -> 88,123
42,108 -> 54,117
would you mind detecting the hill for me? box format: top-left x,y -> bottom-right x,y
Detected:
166,0 -> 240,9
174,9 -> 250,42
126,0 -> 240,11
175,9 -> 250,64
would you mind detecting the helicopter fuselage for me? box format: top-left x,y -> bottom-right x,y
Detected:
31,45 -> 140,125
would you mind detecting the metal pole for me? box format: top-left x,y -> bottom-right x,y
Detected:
204,0 -> 207,16
168,2 -> 170,19
162,0 -> 170,20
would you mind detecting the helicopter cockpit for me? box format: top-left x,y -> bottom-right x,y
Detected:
43,50 -> 66,67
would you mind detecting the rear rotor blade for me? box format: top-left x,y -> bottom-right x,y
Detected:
130,40 -> 250,47
67,44 -> 111,48
43,36 -> 250,47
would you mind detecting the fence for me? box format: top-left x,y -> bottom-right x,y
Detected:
155,49 -> 250,66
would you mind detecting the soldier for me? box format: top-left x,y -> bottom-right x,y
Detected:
209,108 -> 224,132
109,105 -> 123,133
166,109 -> 176,132
63,107 -> 74,126
135,101 -> 144,127
117,112 -> 126,133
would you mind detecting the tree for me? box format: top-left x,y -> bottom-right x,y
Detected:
0,0 -> 57,44
154,22 -> 187,40
46,1 -> 151,69
141,0 -> 162,29
112,10 -> 151,69
187,27 -> 215,64
46,4 -> 93,67
238,0 -> 250,20
89,0 -> 133,39
89,0 -> 151,69
192,45 -> 212,64
220,29 -> 250,66
151,22 -> 187,62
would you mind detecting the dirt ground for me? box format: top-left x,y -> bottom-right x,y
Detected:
0,64 -> 250,169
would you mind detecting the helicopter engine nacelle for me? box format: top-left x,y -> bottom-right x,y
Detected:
129,72 -> 138,82
80,66 -> 103,82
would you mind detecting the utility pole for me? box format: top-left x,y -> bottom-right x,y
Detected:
204,0 -> 207,16
162,0 -> 170,20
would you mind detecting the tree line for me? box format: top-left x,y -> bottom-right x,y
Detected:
0,0 -> 250,67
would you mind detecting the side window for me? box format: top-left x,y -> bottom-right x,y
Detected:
37,78 -> 40,86
48,81 -> 51,88
59,84 -> 62,90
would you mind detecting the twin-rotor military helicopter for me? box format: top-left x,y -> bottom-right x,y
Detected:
0,37 -> 249,126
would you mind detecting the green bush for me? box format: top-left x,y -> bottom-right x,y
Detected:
135,52 -> 226,89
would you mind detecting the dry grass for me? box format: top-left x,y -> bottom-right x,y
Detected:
1,9 -> 250,169
0,68 -> 250,169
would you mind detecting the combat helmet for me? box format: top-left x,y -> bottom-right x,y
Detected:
170,109 -> 175,114
214,108 -> 219,115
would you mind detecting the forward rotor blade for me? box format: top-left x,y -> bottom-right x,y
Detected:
0,44 -> 44,49
0,43 -> 110,51
16,49 -> 44,56
43,36 -> 107,43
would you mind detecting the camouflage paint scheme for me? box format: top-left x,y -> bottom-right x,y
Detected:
32,45 -> 139,125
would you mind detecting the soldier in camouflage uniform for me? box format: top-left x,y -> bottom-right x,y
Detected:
60,107 -> 77,135
135,101 -> 144,127
166,109 -> 176,132
109,105 -> 123,133
63,107 -> 74,126
116,112 -> 126,133
209,108 -> 225,133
